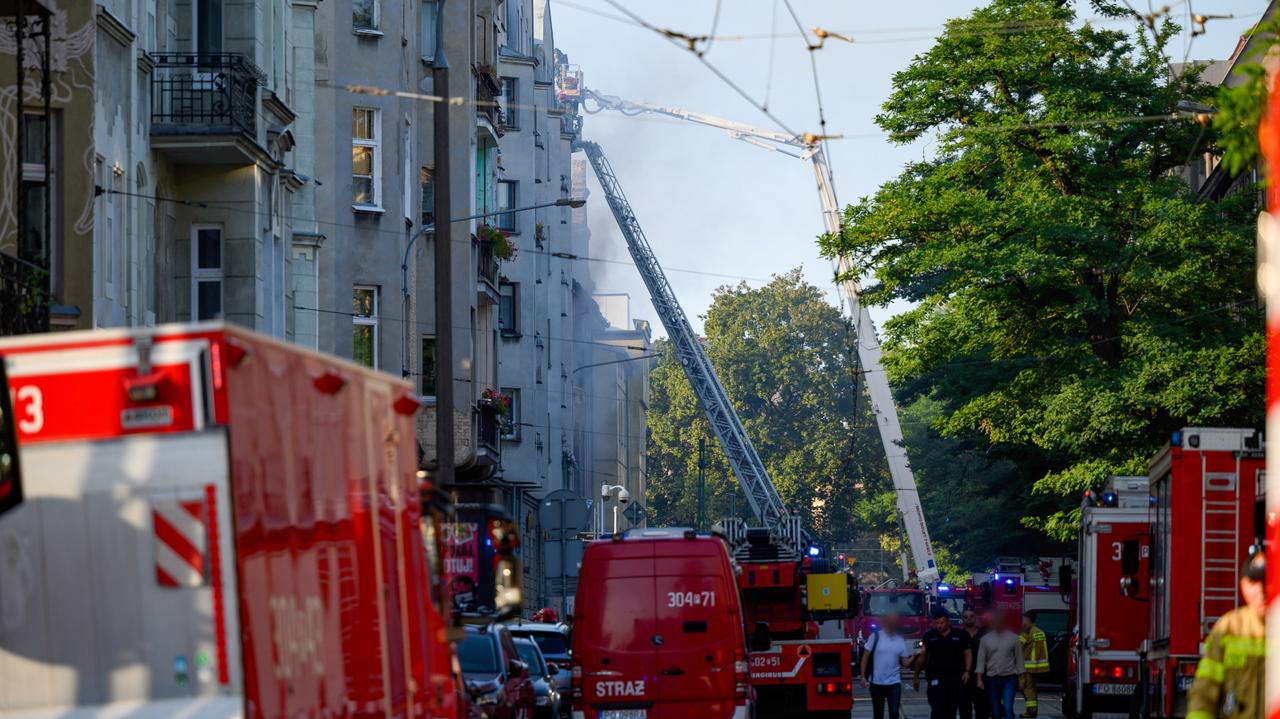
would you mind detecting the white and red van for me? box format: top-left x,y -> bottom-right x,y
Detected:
571,529 -> 750,719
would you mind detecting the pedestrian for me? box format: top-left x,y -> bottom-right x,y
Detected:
959,608 -> 991,719
859,611 -> 915,719
1018,611 -> 1049,718
914,608 -> 972,719
975,610 -> 1024,719
1187,551 -> 1265,719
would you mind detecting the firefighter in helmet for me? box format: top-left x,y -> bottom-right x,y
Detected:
1187,551 -> 1265,719
1018,610 -> 1049,718
532,607 -> 559,624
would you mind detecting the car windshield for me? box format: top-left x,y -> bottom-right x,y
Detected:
459,633 -> 500,674
867,592 -> 925,617
516,641 -> 547,674
938,596 -> 965,615
524,631 -> 568,657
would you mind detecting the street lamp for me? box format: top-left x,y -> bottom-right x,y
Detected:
400,196 -> 587,378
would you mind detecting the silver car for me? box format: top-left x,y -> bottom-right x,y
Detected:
507,621 -> 571,713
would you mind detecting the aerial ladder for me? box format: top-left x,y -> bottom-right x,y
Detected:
581,88 -> 939,584
574,139 -> 804,554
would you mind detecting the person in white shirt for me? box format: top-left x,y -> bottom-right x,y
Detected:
859,612 -> 916,719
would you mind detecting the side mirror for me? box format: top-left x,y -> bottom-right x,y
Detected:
509,658 -> 529,678
750,621 -> 772,652
1059,564 -> 1074,602
546,662 -> 559,674
1120,539 -> 1140,577
0,358 -> 24,517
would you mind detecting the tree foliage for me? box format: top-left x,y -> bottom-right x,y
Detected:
645,270 -> 892,545
819,0 -> 1263,539
1214,17 -> 1280,176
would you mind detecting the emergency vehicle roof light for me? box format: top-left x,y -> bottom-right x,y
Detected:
808,545 -> 821,557
1004,578 -> 1014,586
938,584 -> 950,592
1102,491 -> 1118,507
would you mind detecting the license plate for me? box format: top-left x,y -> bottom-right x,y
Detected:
601,711 -> 647,719
1178,676 -> 1195,691
1093,683 -> 1136,696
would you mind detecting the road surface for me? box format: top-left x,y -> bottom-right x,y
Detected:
850,686 -> 1067,719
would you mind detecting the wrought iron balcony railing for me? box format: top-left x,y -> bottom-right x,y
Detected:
151,53 -> 266,136
0,251 -> 49,336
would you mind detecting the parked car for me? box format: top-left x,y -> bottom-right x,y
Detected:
459,624 -> 536,719
508,621 -> 573,706
514,636 -> 562,719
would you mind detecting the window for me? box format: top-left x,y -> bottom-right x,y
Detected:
353,286 -> 379,367
194,0 -> 223,59
496,180 -> 517,232
352,107 -> 381,208
420,166 -> 435,226
191,225 -> 223,321
501,77 -> 518,129
19,113 -> 54,269
420,0 -> 439,59
353,0 -> 377,30
421,335 -> 437,398
500,387 -> 521,440
498,281 -> 518,335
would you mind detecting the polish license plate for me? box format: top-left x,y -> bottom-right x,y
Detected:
1093,683 -> 1135,696
1178,676 -> 1195,691
601,711 -> 647,719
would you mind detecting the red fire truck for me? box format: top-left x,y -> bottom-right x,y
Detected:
0,323 -> 523,718
1067,475 -> 1153,718
1133,428 -> 1264,719
726,521 -> 855,719
851,587 -> 929,645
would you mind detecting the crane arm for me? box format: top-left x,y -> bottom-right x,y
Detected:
575,140 -> 794,538
584,88 -> 808,149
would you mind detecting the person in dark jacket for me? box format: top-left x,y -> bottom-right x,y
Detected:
915,608 -> 973,719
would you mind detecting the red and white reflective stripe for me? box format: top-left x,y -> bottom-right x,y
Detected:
153,499 -> 207,587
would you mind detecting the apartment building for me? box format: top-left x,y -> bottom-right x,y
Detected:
313,0 -> 507,484
0,0 -> 318,338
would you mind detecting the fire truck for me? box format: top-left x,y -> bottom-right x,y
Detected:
851,586 -> 929,646
723,520 -> 855,719
1067,475 -> 1153,718
0,323 -> 523,718
1130,428 -> 1265,719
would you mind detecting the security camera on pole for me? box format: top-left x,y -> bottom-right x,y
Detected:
600,484 -> 628,536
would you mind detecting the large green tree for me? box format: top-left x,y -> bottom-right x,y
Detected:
819,0 -> 1263,539
646,270 -> 891,544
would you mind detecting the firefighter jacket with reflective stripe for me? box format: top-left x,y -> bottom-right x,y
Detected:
1020,626 -> 1049,674
1187,607 -> 1264,719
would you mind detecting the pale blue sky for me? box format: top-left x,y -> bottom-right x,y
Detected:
553,0 -> 1262,335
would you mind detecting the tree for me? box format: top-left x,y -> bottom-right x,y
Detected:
819,0 -> 1263,539
645,270 -> 893,545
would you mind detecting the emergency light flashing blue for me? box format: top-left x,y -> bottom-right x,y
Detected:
1004,579 -> 1014,586
938,584 -> 951,592
808,546 -> 821,557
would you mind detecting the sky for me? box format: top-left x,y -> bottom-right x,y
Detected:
551,0 -> 1264,336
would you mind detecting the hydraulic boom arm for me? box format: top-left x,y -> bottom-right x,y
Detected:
583,90 -> 939,583
575,140 -> 791,534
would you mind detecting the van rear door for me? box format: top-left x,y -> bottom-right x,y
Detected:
652,539 -> 738,715
578,541 -> 659,713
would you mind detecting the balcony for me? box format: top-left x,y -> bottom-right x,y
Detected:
0,251 -> 49,336
150,53 -> 267,164
475,235 -> 499,305
475,399 -> 501,465
476,64 -> 503,137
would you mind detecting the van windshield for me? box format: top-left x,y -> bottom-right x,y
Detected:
526,632 -> 568,657
867,592 -> 925,617
515,641 -> 547,674
459,634 -> 500,674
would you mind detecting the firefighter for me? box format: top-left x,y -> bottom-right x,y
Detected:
1187,552 -> 1265,719
1018,611 -> 1049,718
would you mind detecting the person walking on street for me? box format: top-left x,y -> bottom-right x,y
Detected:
1187,552 -> 1266,719
860,612 -> 916,719
976,611 -> 1024,719
959,608 -> 990,719
1018,611 -> 1049,718
915,608 -> 972,719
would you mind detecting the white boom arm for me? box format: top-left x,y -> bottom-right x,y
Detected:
585,89 -> 939,583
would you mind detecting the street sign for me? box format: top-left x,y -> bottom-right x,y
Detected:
623,501 -> 646,526
540,490 -> 590,612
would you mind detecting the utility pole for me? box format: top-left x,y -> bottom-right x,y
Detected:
431,0 -> 454,486
697,438 -> 706,530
